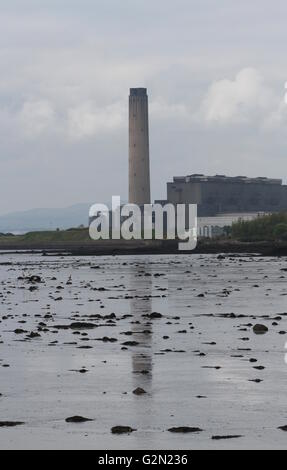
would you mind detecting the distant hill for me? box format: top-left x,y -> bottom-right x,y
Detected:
0,203 -> 92,233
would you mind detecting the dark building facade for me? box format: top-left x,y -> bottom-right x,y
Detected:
166,174 -> 287,216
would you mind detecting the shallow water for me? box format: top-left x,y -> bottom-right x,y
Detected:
0,253 -> 286,449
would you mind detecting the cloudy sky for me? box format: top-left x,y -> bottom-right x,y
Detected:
0,0 -> 287,214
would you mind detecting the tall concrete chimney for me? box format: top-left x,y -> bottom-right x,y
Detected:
129,88 -> 151,205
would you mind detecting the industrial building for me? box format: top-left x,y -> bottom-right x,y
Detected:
127,88 -> 287,237
93,87 -> 287,239
127,88 -> 287,219
166,174 -> 287,217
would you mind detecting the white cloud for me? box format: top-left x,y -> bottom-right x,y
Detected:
67,101 -> 125,139
19,100 -> 56,137
263,101 -> 287,129
1,1 -> 287,213
199,68 -> 275,124
150,99 -> 190,121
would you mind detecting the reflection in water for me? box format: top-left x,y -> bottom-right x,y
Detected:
129,263 -> 153,389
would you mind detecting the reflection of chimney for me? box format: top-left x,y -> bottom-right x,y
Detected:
129,264 -> 153,386
129,88 -> 151,205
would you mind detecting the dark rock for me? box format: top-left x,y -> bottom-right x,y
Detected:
111,426 -> 136,434
0,421 -> 24,427
168,426 -> 202,433
65,416 -> 93,423
96,337 -> 117,343
253,324 -> 268,334
27,332 -> 41,339
147,312 -> 162,319
122,341 -> 139,346
70,322 -> 97,329
27,275 -> 42,284
132,387 -> 147,395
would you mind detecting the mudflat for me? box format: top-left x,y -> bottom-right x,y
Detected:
0,253 -> 286,449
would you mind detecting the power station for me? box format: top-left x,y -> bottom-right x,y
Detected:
126,86 -> 287,236
166,174 -> 287,216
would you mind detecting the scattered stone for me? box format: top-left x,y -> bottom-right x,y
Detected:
168,426 -> 203,433
54,322 -> 97,330
146,312 -> 162,319
122,341 -> 139,346
111,426 -> 136,434
132,387 -> 147,395
253,324 -> 268,334
27,331 -> 41,339
70,322 -> 96,329
27,275 -> 42,284
0,421 -> 24,427
96,337 -> 117,343
65,416 -> 93,423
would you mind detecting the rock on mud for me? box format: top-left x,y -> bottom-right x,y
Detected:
168,426 -> 202,433
253,324 -> 268,334
132,387 -> 147,395
111,426 -> 136,434
0,421 -> 25,427
65,416 -> 93,423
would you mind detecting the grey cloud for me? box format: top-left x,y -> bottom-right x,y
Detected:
0,0 -> 287,214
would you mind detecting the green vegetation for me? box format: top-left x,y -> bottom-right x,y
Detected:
0,227 -> 91,245
231,213 -> 287,241
1,214 -> 287,248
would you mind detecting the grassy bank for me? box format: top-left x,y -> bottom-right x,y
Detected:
0,227 -> 91,245
231,212 -> 287,241
1,219 -> 287,256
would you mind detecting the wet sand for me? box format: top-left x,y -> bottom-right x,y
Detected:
0,253 -> 287,449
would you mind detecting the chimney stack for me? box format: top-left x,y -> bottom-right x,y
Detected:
129,88 -> 151,205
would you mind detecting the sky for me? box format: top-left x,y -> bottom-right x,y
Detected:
0,0 -> 287,214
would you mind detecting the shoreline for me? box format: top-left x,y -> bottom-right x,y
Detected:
0,239 -> 287,256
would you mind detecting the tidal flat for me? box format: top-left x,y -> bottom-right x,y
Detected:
0,253 -> 287,449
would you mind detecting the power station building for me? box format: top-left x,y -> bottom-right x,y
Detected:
91,87 -> 287,238
127,88 -> 287,219
166,174 -> 287,217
